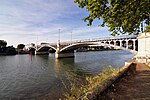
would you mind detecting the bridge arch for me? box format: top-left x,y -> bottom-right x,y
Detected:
135,40 -> 138,51
128,40 -> 134,50
28,47 -> 36,54
105,41 -> 109,44
122,40 -> 127,48
36,45 -> 56,52
110,41 -> 114,45
59,43 -> 94,53
116,41 -> 120,46
59,42 -> 137,54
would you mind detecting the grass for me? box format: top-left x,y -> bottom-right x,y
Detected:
62,66 -> 120,100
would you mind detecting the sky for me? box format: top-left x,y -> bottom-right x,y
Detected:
0,0 -> 111,47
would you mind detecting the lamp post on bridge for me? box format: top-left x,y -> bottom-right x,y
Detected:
58,29 -> 61,43
71,31 -> 72,44
57,29 -> 61,52
36,33 -> 39,50
36,33 -> 38,45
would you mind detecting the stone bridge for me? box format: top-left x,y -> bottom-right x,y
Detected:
27,35 -> 138,58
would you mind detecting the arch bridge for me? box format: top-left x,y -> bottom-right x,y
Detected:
28,35 -> 138,58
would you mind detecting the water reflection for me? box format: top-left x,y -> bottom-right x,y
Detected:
54,58 -> 61,77
54,58 -> 88,78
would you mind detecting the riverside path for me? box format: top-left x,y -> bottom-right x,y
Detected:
103,62 -> 150,100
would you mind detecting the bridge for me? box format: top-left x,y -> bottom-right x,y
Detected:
27,35 -> 138,58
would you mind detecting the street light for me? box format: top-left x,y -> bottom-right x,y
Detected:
58,29 -> 61,43
36,33 -> 38,45
71,31 -> 72,43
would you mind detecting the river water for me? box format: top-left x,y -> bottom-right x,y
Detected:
0,50 -> 134,99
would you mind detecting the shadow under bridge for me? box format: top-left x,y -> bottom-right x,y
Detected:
35,45 -> 56,55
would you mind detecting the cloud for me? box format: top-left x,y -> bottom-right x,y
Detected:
0,0 -> 68,26
0,0 -> 71,45
0,0 -> 110,47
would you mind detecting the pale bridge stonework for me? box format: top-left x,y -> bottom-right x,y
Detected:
136,32 -> 150,63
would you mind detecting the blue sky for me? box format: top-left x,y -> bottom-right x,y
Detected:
0,0 -> 110,47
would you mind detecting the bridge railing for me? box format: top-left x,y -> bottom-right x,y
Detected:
75,35 -> 137,42
29,35 -> 137,47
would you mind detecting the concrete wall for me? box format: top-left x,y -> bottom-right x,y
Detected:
136,32 -> 150,63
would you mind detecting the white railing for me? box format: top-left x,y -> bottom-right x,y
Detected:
28,35 -> 137,47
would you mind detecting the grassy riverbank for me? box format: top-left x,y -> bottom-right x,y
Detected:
63,66 -> 120,100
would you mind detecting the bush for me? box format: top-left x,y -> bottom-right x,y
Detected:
63,66 -> 120,100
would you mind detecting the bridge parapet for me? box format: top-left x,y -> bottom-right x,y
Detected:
43,35 -> 137,48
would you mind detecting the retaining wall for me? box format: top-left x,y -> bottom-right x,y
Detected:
78,62 -> 136,100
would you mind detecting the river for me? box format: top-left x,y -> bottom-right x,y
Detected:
0,50 -> 134,99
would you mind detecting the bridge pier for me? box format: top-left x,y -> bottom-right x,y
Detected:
55,40 -> 75,58
35,51 -> 49,55
119,40 -> 122,47
133,39 -> 136,51
126,40 -> 129,49
55,51 -> 74,59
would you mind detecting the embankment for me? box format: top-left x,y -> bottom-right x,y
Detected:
78,62 -> 137,100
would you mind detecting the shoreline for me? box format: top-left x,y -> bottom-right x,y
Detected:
77,61 -> 136,99
0,49 -> 122,56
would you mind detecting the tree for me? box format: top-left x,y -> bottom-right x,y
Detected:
6,46 -> 16,55
0,40 -> 7,53
144,24 -> 150,32
17,44 -> 25,50
74,0 -> 150,35
0,40 -> 7,48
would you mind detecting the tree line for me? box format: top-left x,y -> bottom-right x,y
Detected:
0,40 -> 26,55
0,40 -> 16,55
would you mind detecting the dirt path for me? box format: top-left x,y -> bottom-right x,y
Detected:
102,63 -> 150,100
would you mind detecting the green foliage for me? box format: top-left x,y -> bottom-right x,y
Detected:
144,24 -> 150,32
74,0 -> 150,35
63,66 -> 120,100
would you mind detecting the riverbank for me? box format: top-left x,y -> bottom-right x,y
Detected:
76,48 -> 120,52
101,62 -> 150,99
0,49 -> 120,56
0,53 -> 7,56
79,62 -> 136,100
0,52 -> 29,56
63,59 -> 150,100
78,62 -> 150,100
0,53 -> 16,56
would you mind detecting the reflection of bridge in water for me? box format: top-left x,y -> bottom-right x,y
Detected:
28,35 -> 138,58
